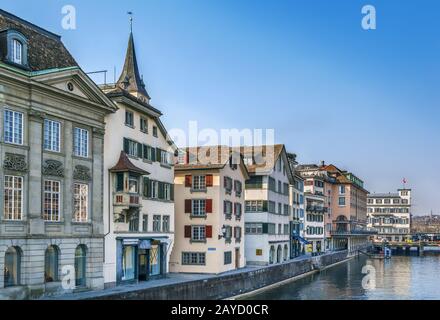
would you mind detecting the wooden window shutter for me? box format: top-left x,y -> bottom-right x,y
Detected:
137,143 -> 143,158
184,226 -> 192,238
185,175 -> 192,188
143,145 -> 148,160
262,201 -> 268,212
185,200 -> 192,214
206,226 -> 213,238
116,173 -> 124,192
206,175 -> 213,187
123,138 -> 129,153
156,148 -> 162,162
206,199 -> 213,213
158,182 -> 165,199
146,179 -> 152,198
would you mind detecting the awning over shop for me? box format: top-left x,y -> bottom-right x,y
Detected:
139,240 -> 151,249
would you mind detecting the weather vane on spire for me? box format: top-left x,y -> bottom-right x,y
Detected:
127,11 -> 133,32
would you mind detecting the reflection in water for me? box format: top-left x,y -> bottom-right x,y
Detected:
244,254 -> 440,300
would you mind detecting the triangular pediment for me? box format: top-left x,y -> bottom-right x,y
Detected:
31,68 -> 116,110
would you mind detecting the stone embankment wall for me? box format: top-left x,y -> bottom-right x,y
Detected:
89,250 -> 349,300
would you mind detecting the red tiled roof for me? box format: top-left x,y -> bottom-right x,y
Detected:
109,151 -> 149,175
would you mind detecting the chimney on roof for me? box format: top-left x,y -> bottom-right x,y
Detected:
321,161 -> 325,167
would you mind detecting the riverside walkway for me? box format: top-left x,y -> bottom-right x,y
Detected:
44,254 -> 322,300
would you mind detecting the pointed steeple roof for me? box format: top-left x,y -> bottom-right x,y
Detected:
116,31 -> 151,101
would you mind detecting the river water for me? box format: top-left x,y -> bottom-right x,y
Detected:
244,253 -> 440,300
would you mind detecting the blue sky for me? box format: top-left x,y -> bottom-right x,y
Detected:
2,0 -> 439,215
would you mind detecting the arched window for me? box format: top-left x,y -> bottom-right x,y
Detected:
74,245 -> 87,287
45,246 -> 60,283
277,245 -> 282,263
284,245 -> 288,261
269,246 -> 275,264
12,39 -> 23,65
4,247 -> 21,287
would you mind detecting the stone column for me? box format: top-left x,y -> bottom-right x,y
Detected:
28,111 -> 44,235
92,128 -> 105,235
63,121 -> 73,233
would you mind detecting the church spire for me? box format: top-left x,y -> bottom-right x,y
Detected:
116,13 -> 151,102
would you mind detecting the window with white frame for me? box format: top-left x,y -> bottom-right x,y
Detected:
4,110 -> 23,145
125,110 -> 134,127
192,226 -> 206,241
193,176 -> 206,190
73,127 -> 89,157
43,180 -> 60,221
44,119 -> 61,152
164,184 -> 171,200
160,150 -> 172,165
4,175 -> 23,220
151,180 -> 159,199
192,200 -> 206,216
162,215 -> 170,232
140,117 -> 148,133
74,183 -> 88,222
12,39 -> 23,64
339,185 -> 346,195
182,252 -> 206,265
128,175 -> 139,194
153,215 -> 161,232
339,197 -> 346,206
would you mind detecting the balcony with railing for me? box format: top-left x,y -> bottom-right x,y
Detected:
113,193 -> 142,208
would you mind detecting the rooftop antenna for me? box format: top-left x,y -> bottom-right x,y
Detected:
128,11 -> 133,33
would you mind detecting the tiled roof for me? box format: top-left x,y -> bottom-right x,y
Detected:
239,144 -> 284,174
175,145 -> 249,178
110,151 -> 149,175
0,9 -> 78,71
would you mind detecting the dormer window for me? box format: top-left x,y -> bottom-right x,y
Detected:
12,39 -> 23,64
0,29 -> 29,69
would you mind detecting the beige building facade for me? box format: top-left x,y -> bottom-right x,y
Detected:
170,147 -> 248,274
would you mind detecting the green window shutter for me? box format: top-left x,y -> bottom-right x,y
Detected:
158,182 -> 164,199
143,145 -> 148,160
144,177 -> 151,198
262,201 -> 268,212
151,148 -> 156,162
123,138 -> 129,153
137,143 -> 143,158
170,184 -> 174,201
116,173 -> 124,192
156,148 -> 162,162
262,223 -> 268,234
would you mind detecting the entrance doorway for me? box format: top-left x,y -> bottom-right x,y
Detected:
138,249 -> 148,281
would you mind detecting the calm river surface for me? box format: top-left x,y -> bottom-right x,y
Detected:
245,254 -> 440,300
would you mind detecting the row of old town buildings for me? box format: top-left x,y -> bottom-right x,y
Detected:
0,10 -> 412,299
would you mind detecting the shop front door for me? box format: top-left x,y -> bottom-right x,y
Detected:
138,249 -> 148,281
